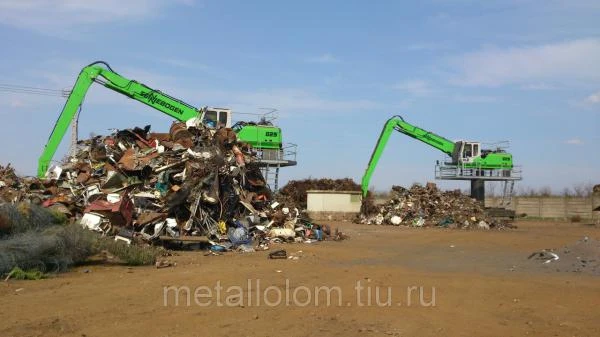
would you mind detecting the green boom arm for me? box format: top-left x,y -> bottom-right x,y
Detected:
38,61 -> 201,177
361,115 -> 456,197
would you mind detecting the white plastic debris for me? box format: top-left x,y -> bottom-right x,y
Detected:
46,165 -> 63,180
80,213 -> 104,232
141,221 -> 166,240
106,193 -> 121,203
544,252 -> 559,264
115,236 -> 132,245
86,185 -> 101,197
374,214 -> 384,225
528,251 -> 560,264
477,220 -> 490,230
185,116 -> 203,129
165,218 -> 178,228
390,215 -> 403,225
187,148 -> 212,159
269,228 -> 295,239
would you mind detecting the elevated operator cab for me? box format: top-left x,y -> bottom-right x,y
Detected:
452,141 -> 481,164
199,107 -> 232,128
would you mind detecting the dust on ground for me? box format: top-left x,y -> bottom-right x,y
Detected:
1,220 -> 599,337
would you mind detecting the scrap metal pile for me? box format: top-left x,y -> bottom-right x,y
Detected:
357,183 -> 513,229
277,178 -> 361,209
0,164 -> 27,204
1,119 -> 342,251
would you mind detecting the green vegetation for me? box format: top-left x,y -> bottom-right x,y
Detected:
0,202 -> 161,279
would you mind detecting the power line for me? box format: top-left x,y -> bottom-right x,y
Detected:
0,83 -> 64,92
0,83 -> 70,97
0,88 -> 66,97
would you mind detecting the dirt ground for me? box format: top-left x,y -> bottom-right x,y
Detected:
1,220 -> 599,337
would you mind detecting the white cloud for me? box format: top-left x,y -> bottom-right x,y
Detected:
584,90 -> 600,104
0,0 -> 194,36
451,38 -> 600,86
393,80 -> 433,96
565,138 -> 584,145
306,53 -> 339,64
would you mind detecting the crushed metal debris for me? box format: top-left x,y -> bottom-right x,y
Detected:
277,178 -> 361,209
357,183 -> 515,230
0,119 -> 346,257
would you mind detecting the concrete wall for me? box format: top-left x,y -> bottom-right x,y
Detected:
486,195 -> 599,221
307,190 -> 362,221
305,192 -> 600,222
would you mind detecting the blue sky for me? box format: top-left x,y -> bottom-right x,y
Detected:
0,0 -> 598,193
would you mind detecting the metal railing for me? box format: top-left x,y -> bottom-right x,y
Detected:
434,161 -> 522,181
255,143 -> 297,166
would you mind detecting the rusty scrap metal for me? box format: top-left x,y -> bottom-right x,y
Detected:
357,183 -> 513,230
0,119 -> 346,252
